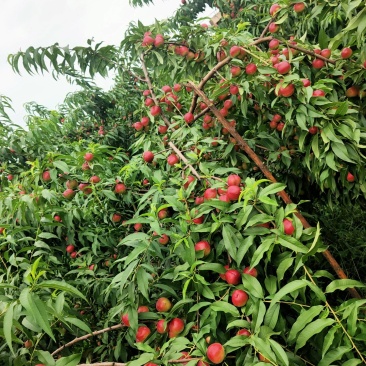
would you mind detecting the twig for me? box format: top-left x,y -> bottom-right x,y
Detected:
304,266 -> 365,362
188,81 -> 362,300
260,21 -> 275,39
140,53 -> 171,126
282,42 -> 336,65
188,36 -> 273,114
168,359 -> 202,364
194,106 -> 211,121
260,9 -> 279,39
51,324 -> 123,356
168,142 -> 201,181
125,68 -> 146,83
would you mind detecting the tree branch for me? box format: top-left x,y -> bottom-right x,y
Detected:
281,42 -> 336,65
140,53 -> 171,126
188,36 -> 273,114
51,324 -> 124,356
168,141 -> 201,180
188,81 -> 361,300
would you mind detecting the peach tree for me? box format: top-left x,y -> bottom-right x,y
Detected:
0,0 -> 366,365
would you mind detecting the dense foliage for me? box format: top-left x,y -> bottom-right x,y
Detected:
1,0 -> 366,365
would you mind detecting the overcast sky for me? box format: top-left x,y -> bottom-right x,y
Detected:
0,0 -> 214,127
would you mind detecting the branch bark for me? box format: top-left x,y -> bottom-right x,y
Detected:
281,42 -> 336,65
51,324 -> 124,356
168,141 -> 201,180
140,53 -> 170,126
188,81 -> 361,300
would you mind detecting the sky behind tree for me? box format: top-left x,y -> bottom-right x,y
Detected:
0,0 -> 214,127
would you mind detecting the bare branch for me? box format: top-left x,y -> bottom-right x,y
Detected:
168,141 -> 201,180
51,324 -> 124,356
140,53 -> 171,126
281,42 -> 336,64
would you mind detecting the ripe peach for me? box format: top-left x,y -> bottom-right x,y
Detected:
207,343 -> 225,364
156,297 -> 172,312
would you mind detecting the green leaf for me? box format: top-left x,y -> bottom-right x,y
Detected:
258,183 -> 286,197
55,354 -> 82,366
53,160 -> 69,172
38,232 -> 58,239
127,353 -> 154,366
210,301 -> 240,316
236,236 -> 254,268
307,222 -> 321,254
252,300 -> 266,332
64,317 -> 92,334
321,326 -> 338,358
258,196 -> 278,206
222,225 -> 237,262
276,235 -> 308,253
102,189 -> 119,200
250,237 -> 274,268
318,346 -> 352,366
245,214 -> 274,229
312,133 -> 320,158
334,102 -> 349,116
331,142 -> 354,163
36,280 -> 87,300
276,257 -> 294,283
296,112 -> 308,131
269,280 -> 308,309
325,152 -> 338,171
125,245 -> 148,266
264,303 -> 280,330
295,319 -> 335,351
318,28 -> 329,49
121,232 -> 150,245
35,350 -> 56,366
110,260 -> 138,288
288,305 -> 324,343
235,205 -> 253,229
199,263 -> 226,273
4,302 -> 15,355
325,279 -> 366,293
224,336 -> 250,350
269,339 -> 289,366
322,125 -> 342,143
136,267 -> 150,300
342,359 -> 363,366
19,288 -> 55,341
243,274 -> 264,298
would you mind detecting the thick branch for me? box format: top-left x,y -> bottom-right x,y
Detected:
51,324 -> 123,356
168,141 -> 201,180
188,81 -> 361,300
